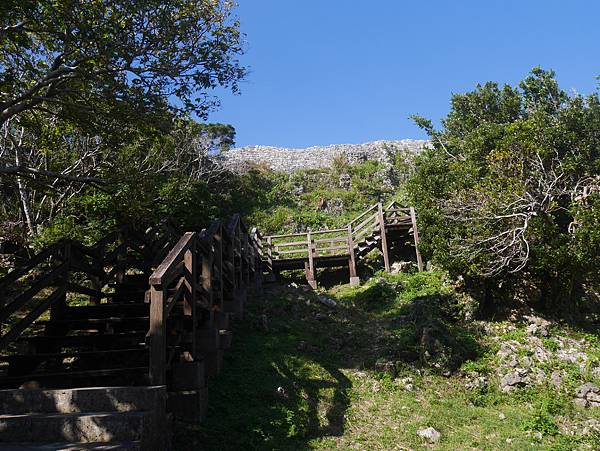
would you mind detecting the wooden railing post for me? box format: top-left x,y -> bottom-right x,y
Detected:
410,206 -> 424,272
183,239 -> 197,356
266,236 -> 275,281
149,283 -> 166,385
242,231 -> 250,286
377,203 -> 391,272
215,227 -> 224,309
347,224 -> 359,286
306,230 -> 317,289
51,241 -> 70,322
201,246 -> 213,308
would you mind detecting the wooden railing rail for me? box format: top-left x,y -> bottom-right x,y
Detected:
0,220 -> 179,356
348,202 -> 379,227
148,232 -> 197,385
262,202 -> 423,286
147,214 -> 264,385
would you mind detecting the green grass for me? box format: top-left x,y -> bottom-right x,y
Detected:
174,273 -> 600,450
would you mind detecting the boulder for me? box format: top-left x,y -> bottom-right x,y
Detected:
574,382 -> 600,408
417,427 -> 441,444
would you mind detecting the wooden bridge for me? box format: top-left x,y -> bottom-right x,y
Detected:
0,202 -> 421,449
264,201 -> 423,288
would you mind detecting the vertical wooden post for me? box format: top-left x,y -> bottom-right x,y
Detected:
347,224 -> 359,286
229,229 -> 236,290
410,206 -> 424,272
51,241 -> 70,323
253,230 -> 263,291
266,236 -> 275,281
378,203 -> 391,272
183,242 -> 196,317
306,231 -> 316,289
242,231 -> 250,286
116,229 -> 126,284
149,284 -> 166,385
183,239 -> 197,356
202,248 -> 213,307
216,230 -> 224,308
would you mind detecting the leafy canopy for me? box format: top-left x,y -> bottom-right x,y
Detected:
409,68 -> 600,306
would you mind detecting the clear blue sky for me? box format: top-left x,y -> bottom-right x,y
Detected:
208,0 -> 600,148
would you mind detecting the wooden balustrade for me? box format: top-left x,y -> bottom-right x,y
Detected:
0,222 -> 178,357
262,202 -> 423,287
147,215 -> 263,385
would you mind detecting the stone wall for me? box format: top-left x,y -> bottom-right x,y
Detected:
217,139 -> 428,173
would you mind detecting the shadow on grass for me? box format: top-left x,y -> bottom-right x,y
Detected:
173,289 -> 353,450
173,279 -> 486,450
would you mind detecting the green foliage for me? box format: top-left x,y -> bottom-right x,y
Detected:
0,0 -> 245,124
408,68 -> 600,307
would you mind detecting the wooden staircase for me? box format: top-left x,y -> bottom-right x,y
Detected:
264,201 -> 423,288
0,215 -> 263,449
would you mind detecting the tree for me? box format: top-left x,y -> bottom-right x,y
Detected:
0,0 -> 245,127
0,0 -> 245,237
408,68 -> 600,308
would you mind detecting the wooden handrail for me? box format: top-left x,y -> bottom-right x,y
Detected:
149,232 -> 196,286
147,212 -> 264,385
348,202 -> 379,227
0,217 -> 180,358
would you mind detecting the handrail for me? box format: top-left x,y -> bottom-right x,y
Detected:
348,202 -> 379,227
263,202 -> 419,265
147,212 -> 264,385
0,218 -> 180,356
149,232 -> 195,286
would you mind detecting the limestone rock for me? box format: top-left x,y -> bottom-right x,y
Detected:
500,370 -> 528,392
390,261 -> 413,274
218,140 -> 428,173
417,427 -> 441,443
317,295 -> 337,308
574,383 -> 600,408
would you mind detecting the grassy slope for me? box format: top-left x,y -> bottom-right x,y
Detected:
174,273 -> 600,450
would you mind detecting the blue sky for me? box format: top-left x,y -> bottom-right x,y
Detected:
208,0 -> 600,148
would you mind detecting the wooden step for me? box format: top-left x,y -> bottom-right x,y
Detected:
0,366 -> 149,389
0,348 -> 148,364
15,332 -> 147,349
1,348 -> 149,377
64,304 -> 149,319
38,317 -> 150,332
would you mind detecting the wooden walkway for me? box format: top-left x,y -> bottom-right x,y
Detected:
264,201 -> 423,288
0,202 -> 421,447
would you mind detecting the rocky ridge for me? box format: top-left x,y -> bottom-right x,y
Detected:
217,139 -> 429,173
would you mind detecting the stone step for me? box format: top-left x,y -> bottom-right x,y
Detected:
0,385 -> 165,415
0,411 -> 149,443
0,441 -> 141,450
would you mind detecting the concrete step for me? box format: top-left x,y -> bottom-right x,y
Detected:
0,411 -> 149,443
0,441 -> 141,450
0,385 -> 165,414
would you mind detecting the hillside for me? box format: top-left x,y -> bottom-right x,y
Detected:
219,140 -> 428,173
176,273 -> 600,450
